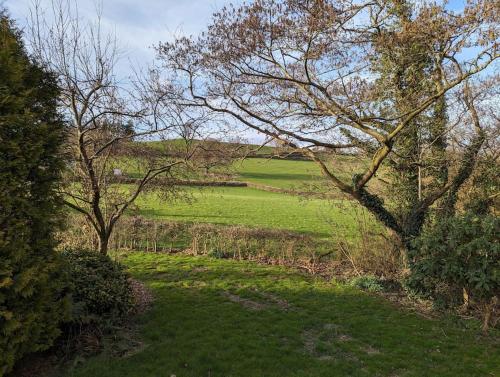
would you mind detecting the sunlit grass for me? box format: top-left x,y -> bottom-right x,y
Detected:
233,158 -> 325,189
133,186 -> 368,240
60,253 -> 500,377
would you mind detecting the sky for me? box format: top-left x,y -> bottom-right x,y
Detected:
3,0 -> 475,79
4,0 -> 467,73
5,0 -> 243,69
4,0 -> 263,142
3,0 -> 477,144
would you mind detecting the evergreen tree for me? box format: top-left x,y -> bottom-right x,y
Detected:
0,11 -> 69,375
371,0 -> 449,247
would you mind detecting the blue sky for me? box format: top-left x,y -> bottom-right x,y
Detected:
4,0 -> 262,142
5,0 -> 244,69
4,0 -> 474,144
5,0 -> 467,73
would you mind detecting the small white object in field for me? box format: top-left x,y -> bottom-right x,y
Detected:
113,168 -> 122,176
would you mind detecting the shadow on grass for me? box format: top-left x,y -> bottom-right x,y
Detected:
62,253 -> 499,377
239,171 -> 319,182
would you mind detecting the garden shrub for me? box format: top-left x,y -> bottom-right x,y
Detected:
348,275 -> 384,293
0,12 -> 69,376
408,214 -> 499,324
62,250 -> 134,326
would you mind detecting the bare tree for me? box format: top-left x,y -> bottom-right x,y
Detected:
188,139 -> 247,177
27,0 -> 219,254
157,0 -> 499,252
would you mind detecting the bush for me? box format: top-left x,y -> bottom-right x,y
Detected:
408,214 -> 499,320
348,275 -> 384,293
0,12 -> 68,376
62,250 -> 134,326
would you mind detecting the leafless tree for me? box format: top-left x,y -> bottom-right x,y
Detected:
27,0 -> 226,254
157,0 -> 499,251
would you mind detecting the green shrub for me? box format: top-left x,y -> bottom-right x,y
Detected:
348,275 -> 384,293
408,214 -> 499,311
0,12 -> 69,376
62,250 -> 134,326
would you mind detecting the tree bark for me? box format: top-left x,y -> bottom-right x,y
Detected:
98,232 -> 110,255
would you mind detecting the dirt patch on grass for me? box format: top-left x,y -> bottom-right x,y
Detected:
301,323 -> 380,362
338,334 -> 353,342
221,289 -> 292,311
302,328 -> 322,355
129,278 -> 154,314
221,291 -> 268,310
362,345 -> 381,355
253,289 -> 292,310
191,266 -> 210,273
302,324 -> 354,361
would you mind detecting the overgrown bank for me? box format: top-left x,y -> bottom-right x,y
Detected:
60,214 -> 398,278
60,213 -> 498,329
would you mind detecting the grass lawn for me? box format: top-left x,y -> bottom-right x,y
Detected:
117,157 -> 327,188
134,186 -> 367,239
60,253 -> 499,377
233,158 -> 324,189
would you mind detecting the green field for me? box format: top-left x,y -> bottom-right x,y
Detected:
233,156 -> 369,190
60,253 -> 499,377
134,186 -> 367,239
118,155 -> 327,188
118,153 -> 380,241
58,150 -> 497,377
234,158 -> 324,189
113,145 -> 384,242
117,142 -> 375,191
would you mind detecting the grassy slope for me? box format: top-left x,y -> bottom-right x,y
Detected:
118,157 -> 327,187
233,158 -> 324,189
120,154 -> 382,241
134,186 -> 366,239
233,156 -> 367,190
62,253 -> 499,377
119,139 -> 374,190
110,144 -> 384,241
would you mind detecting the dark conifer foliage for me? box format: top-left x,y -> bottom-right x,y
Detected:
0,11 -> 69,375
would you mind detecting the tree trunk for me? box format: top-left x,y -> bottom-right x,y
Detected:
401,209 -> 426,261
98,232 -> 110,255
354,188 -> 427,258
